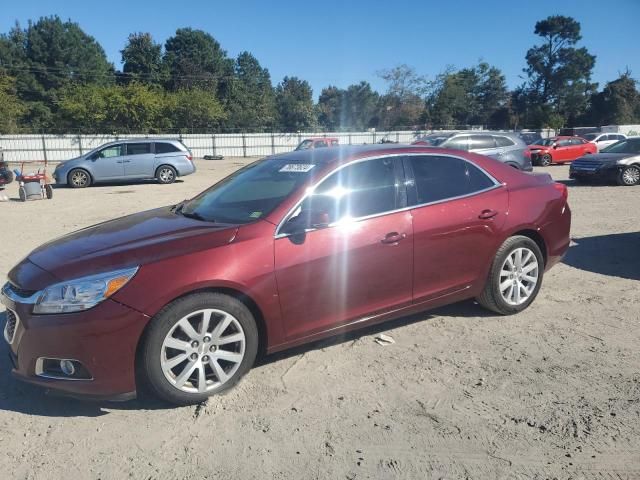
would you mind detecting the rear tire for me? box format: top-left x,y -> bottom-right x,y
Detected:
140,292 -> 258,405
476,235 -> 544,315
156,165 -> 177,184
18,186 -> 26,202
617,165 -> 640,186
45,184 -> 53,199
68,169 -> 91,188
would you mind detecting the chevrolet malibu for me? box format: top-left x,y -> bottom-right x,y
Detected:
2,145 -> 571,405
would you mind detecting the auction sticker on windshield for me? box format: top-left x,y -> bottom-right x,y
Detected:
279,164 -> 315,173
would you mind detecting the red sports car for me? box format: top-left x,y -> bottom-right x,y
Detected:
1,145 -> 571,405
529,136 -> 597,166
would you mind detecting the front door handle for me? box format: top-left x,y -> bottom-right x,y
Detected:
478,209 -> 498,219
381,232 -> 406,244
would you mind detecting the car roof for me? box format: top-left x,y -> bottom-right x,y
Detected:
101,138 -> 182,146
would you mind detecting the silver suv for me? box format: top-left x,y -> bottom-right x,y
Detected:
53,139 -> 196,188
413,131 -> 532,171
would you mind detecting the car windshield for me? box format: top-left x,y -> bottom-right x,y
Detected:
295,140 -> 314,150
417,134 -> 453,146
600,139 -> 640,154
582,133 -> 598,141
180,158 -> 320,223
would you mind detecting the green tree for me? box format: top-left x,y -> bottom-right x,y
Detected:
522,15 -> 597,126
316,82 -> 379,130
377,65 -> 426,129
121,32 -> 165,85
587,72 -> 640,125
0,16 -> 114,129
226,52 -> 277,130
276,76 -> 316,131
164,88 -> 226,131
163,28 -> 233,94
317,85 -> 343,130
0,74 -> 25,133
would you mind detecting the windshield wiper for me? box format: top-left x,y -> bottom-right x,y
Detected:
180,210 -> 209,221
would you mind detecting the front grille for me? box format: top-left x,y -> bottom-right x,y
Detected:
3,309 -> 18,344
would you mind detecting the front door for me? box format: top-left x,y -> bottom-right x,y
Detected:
274,156 -> 413,340
124,142 -> 156,177
404,154 -> 508,302
90,144 -> 125,180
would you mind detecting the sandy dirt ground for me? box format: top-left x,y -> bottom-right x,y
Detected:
0,158 -> 639,479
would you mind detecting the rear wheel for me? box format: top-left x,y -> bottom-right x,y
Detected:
476,235 -> 544,315
140,292 -> 258,405
18,186 -> 26,202
45,184 -> 53,199
68,169 -> 91,188
540,154 -> 552,167
617,165 -> 640,186
156,165 -> 177,184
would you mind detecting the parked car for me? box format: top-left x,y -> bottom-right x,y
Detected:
581,132 -> 627,152
295,137 -> 339,151
528,136 -> 597,166
2,144 -> 571,405
570,137 -> 640,186
412,132 -> 532,171
517,131 -> 544,146
52,139 -> 195,188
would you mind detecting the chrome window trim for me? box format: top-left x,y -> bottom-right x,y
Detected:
274,152 -> 503,239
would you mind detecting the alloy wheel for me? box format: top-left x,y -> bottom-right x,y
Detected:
160,309 -> 246,393
498,247 -> 539,306
71,170 -> 89,187
622,166 -> 640,185
159,167 -> 175,183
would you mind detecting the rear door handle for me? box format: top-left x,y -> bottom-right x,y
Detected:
478,209 -> 498,219
381,232 -> 406,244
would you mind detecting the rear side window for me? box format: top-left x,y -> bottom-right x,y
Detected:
155,142 -> 181,154
494,136 -> 515,147
570,138 -> 584,145
444,136 -> 470,151
470,135 -> 495,150
127,143 -> 152,155
315,141 -> 328,148
408,155 -> 495,205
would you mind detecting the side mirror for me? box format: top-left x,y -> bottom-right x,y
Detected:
552,143 -> 558,149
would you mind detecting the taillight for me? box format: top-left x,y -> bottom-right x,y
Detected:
187,155 -> 193,162
523,149 -> 532,159
553,182 -> 568,202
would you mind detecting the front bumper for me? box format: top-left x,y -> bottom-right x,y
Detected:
2,290 -> 149,399
569,163 -> 618,181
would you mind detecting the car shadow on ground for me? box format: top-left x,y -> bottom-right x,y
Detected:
564,232 -> 640,281
0,300 -> 491,417
557,179 -> 620,188
51,179 -> 185,189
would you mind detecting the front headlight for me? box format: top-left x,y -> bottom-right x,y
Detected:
33,267 -> 138,314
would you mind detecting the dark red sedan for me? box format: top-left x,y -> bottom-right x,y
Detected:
2,145 -> 571,405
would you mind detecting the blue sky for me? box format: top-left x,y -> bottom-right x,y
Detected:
2,0 -> 639,97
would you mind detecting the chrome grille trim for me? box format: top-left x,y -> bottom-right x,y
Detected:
3,309 -> 18,344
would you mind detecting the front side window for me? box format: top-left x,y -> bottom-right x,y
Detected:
295,140 -> 313,151
570,138 -> 584,145
601,139 -> 640,154
127,143 -> 152,155
315,141 -> 328,148
96,145 -> 123,159
557,139 -> 572,147
287,157 -> 399,227
408,155 -> 495,205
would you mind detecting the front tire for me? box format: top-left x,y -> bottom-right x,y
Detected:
618,165 -> 640,186
68,169 -> 91,188
140,292 -> 258,405
476,236 -> 544,315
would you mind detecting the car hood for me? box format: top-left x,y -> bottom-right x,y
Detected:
583,152 -> 635,163
23,206 -> 239,284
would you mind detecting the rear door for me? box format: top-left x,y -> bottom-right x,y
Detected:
469,135 -> 499,158
554,139 -> 573,161
404,154 -> 508,302
124,142 -> 155,177
89,144 -> 125,179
